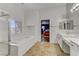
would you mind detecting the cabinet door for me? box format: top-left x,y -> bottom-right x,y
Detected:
70,43 -> 77,56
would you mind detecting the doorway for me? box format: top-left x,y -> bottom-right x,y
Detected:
41,20 -> 50,42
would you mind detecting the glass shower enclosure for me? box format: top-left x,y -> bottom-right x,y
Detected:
0,10 -> 9,56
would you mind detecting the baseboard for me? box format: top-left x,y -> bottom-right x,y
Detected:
57,44 -> 64,53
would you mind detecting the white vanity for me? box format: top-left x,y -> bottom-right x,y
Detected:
57,33 -> 79,56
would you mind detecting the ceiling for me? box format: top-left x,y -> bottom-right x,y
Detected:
23,3 -> 66,10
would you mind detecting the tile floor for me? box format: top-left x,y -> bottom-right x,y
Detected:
24,42 -> 69,56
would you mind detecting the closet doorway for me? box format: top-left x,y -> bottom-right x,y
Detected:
41,20 -> 50,42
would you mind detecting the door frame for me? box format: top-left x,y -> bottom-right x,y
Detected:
41,19 -> 50,42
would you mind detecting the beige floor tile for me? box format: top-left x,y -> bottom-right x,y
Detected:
24,42 -> 69,56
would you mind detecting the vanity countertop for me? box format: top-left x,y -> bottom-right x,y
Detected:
70,38 -> 79,46
58,33 -> 79,46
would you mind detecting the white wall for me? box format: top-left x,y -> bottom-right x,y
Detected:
24,9 -> 40,42
0,4 -> 24,21
66,3 -> 79,35
70,10 -> 79,34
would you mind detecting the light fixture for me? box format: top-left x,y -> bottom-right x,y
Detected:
70,3 -> 79,13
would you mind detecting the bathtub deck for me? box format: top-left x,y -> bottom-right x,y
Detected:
24,42 -> 69,56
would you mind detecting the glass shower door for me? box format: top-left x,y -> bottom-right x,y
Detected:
0,17 -> 9,56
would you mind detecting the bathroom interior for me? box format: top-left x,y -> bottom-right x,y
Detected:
0,3 -> 79,56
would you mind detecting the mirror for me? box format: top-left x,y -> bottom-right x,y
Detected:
59,20 -> 74,30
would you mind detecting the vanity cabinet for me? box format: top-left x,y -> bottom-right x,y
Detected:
57,34 -> 63,48
70,42 -> 79,56
57,33 -> 79,56
57,34 -> 70,54
70,44 -> 77,56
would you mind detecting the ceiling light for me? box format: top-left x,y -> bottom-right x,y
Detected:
70,3 -> 79,13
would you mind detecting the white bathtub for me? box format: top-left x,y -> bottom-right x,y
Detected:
10,36 -> 36,56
